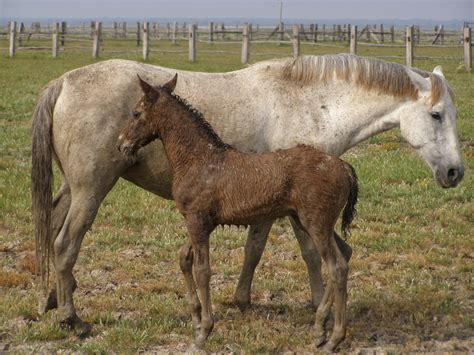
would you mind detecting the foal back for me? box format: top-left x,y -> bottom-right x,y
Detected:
175,145 -> 353,228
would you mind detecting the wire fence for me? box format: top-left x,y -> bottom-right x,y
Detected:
1,21 -> 472,71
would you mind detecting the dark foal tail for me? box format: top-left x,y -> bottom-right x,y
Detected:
31,78 -> 63,294
341,163 -> 359,239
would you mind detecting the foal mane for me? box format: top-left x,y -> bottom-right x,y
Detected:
281,54 -> 448,105
167,90 -> 232,150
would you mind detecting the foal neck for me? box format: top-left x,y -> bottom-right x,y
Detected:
157,93 -> 232,170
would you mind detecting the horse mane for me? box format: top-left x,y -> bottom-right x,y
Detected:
281,54 -> 448,105
168,91 -> 232,150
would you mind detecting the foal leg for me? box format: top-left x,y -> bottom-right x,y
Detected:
322,234 -> 348,352
179,241 -> 202,339
234,221 -> 273,310
185,216 -> 214,347
289,217 -> 324,308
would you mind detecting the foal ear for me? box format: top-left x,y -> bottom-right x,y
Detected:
163,73 -> 178,93
137,74 -> 159,101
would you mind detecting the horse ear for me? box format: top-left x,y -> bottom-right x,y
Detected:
137,74 -> 159,101
163,73 -> 178,93
433,65 -> 445,78
405,68 -> 429,93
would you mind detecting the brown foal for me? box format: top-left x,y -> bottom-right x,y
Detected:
117,74 -> 359,351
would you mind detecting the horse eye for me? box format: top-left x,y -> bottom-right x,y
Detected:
431,112 -> 442,120
132,110 -> 140,119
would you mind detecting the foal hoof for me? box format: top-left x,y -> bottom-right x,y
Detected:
322,342 -> 337,353
38,289 -> 58,314
315,334 -> 327,348
60,315 -> 92,338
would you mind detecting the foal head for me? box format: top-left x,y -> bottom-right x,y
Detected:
117,74 -> 177,156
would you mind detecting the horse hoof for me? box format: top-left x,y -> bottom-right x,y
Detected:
60,315 -> 92,338
233,297 -> 251,312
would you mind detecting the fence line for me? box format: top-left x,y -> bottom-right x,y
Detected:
2,20 -> 472,71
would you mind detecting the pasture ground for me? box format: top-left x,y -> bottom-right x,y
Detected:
0,40 -> 473,353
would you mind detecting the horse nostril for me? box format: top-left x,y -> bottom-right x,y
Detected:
447,168 -> 459,184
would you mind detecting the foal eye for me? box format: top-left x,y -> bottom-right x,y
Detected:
431,112 -> 442,120
132,110 -> 140,119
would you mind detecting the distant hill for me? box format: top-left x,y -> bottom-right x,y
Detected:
0,17 -> 469,30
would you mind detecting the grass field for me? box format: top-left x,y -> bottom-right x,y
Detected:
1,39 -> 473,353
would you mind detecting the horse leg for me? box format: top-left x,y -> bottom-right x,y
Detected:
233,221 -> 273,310
289,217 -> 324,308
53,184 -> 114,337
38,182 -> 72,314
179,241 -> 202,339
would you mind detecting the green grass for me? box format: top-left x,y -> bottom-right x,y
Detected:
0,38 -> 473,352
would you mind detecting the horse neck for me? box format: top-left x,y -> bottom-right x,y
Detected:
156,101 -> 226,173
267,82 -> 405,156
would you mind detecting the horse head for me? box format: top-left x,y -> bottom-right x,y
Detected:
399,66 -> 464,188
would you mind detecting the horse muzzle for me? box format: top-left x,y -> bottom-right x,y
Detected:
435,165 -> 465,188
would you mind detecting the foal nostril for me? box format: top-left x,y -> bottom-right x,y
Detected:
447,168 -> 459,184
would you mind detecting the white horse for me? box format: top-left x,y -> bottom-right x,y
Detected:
32,54 -> 463,335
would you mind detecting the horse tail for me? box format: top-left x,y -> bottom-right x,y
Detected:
31,78 -> 63,294
341,163 -> 359,239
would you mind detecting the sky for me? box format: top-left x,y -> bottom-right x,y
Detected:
1,0 -> 472,21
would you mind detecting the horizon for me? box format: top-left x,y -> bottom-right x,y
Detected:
1,0 -> 472,22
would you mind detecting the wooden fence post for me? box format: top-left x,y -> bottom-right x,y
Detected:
322,24 -> 326,41
350,25 -> 357,55
136,22 -> 141,46
122,22 -> 127,38
92,21 -> 101,59
189,24 -> 196,62
209,22 -> 214,43
241,23 -> 249,64
9,21 -> 16,58
221,23 -> 225,40
292,24 -> 300,58
61,21 -> 66,46
464,26 -> 472,72
172,21 -> 177,44
249,23 -> 253,41
52,22 -> 59,58
406,25 -> 414,67
18,22 -> 24,47
390,25 -> 395,43
380,24 -> 384,42
143,21 -> 149,60
314,24 -> 318,42
332,24 -> 336,41
279,22 -> 284,41
114,21 -> 118,38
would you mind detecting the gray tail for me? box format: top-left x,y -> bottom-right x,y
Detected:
31,78 -> 63,294
341,163 -> 358,239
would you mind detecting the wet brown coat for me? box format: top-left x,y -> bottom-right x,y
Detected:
118,75 -> 358,351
